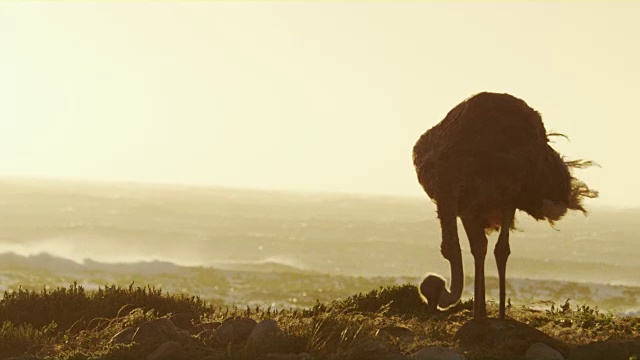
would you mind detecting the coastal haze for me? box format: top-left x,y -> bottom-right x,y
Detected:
1,2 -> 640,314
3,178 -> 639,283
1,178 -> 639,314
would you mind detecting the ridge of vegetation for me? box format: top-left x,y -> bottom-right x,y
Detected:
0,283 -> 638,359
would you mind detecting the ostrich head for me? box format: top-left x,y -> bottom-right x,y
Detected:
419,272 -> 462,312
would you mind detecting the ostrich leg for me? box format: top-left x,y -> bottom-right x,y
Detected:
495,207 -> 516,319
462,217 -> 488,319
434,203 -> 464,310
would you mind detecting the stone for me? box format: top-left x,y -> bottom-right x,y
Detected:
410,346 -> 466,360
346,339 -> 406,360
110,326 -> 136,345
169,313 -> 196,334
194,321 -> 222,334
193,348 -> 227,360
215,317 -> 257,343
196,329 -> 222,347
381,353 -> 409,360
247,319 -> 290,352
177,329 -> 191,341
526,342 -> 564,360
376,326 -> 414,339
376,325 -> 415,345
568,338 -> 640,360
265,353 -> 313,360
132,318 -> 183,344
196,329 -> 215,339
146,341 -> 188,360
455,319 -> 569,359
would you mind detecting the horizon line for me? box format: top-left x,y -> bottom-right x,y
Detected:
0,173 -> 630,210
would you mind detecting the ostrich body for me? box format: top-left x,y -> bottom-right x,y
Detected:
413,92 -> 597,319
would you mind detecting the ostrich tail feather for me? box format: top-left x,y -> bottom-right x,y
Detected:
566,159 -> 599,213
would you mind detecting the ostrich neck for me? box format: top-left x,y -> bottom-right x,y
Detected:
438,254 -> 464,308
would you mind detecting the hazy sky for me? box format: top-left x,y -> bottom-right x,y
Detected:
1,2 -> 639,206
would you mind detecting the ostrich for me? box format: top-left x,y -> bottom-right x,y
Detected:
413,92 -> 597,319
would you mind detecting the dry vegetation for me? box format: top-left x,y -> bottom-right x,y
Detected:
1,283 -> 638,359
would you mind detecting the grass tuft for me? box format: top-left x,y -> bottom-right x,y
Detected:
0,283 -> 638,359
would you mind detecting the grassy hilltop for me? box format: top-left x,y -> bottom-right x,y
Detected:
1,283 -> 638,360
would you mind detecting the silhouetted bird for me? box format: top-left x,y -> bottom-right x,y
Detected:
413,92 -> 597,319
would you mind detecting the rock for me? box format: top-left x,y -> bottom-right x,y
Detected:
265,353 -> 313,360
376,326 -> 414,339
146,341 -> 188,360
198,355 -> 227,360
169,313 -> 196,334
215,317 -> 257,343
247,319 -> 289,353
132,318 -> 183,344
568,338 -> 640,360
455,319 -> 569,359
196,329 -> 221,347
569,343 -> 625,360
346,339 -> 406,360
630,338 -> 640,357
380,353 -> 409,360
177,329 -> 191,340
110,326 -> 136,345
196,329 -> 215,339
194,321 -> 222,334
193,348 -> 227,360
526,342 -> 564,360
410,346 -> 466,360
376,325 -> 415,345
